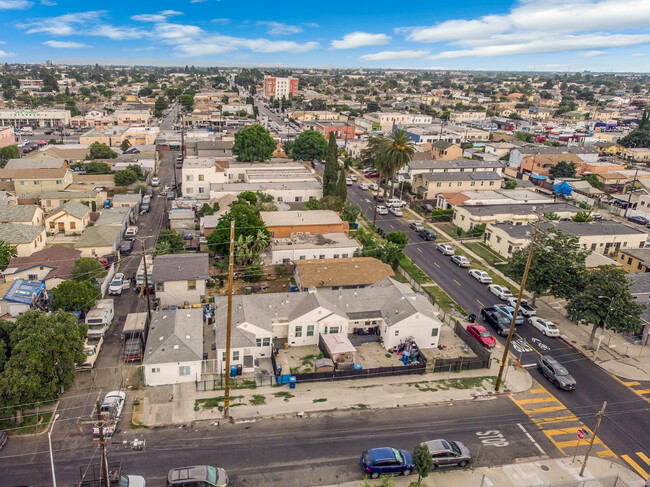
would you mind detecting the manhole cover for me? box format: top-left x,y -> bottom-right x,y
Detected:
541,465 -> 550,471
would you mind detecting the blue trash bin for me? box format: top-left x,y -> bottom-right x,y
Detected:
230,365 -> 238,378
289,376 -> 296,389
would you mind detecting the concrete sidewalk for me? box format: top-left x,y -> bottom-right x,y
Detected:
319,457 -> 646,487
135,359 -> 532,427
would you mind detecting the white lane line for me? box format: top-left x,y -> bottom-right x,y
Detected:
517,423 -> 546,455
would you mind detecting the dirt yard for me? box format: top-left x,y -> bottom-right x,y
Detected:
421,323 -> 479,361
276,345 -> 322,374
208,274 -> 294,297
355,341 -> 408,368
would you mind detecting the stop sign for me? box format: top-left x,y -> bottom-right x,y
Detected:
577,429 -> 585,440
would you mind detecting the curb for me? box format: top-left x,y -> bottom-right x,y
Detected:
17,401 -> 60,437
559,335 -> 594,362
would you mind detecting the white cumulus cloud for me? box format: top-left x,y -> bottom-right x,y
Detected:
0,0 -> 31,9
361,50 -> 428,61
131,10 -> 182,23
257,21 -> 302,35
43,40 -> 88,48
330,32 -> 390,49
581,50 -> 607,57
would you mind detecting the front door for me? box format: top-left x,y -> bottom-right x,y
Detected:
57,222 -> 65,233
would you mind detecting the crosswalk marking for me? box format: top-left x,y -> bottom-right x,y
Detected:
637,452 -> 650,466
529,388 -> 547,394
515,397 -> 556,405
622,455 -> 648,478
622,381 -> 640,386
527,405 -> 566,414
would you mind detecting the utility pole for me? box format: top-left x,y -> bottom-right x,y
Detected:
223,220 -> 235,419
96,401 -> 110,487
624,166 -> 639,218
372,171 -> 382,226
579,402 -> 607,477
495,217 -> 542,392
136,237 -> 152,320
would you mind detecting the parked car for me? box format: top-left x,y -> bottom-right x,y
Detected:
151,177 -> 160,187
419,228 -> 437,241
480,307 -> 513,336
97,257 -> 110,269
627,215 -> 649,225
44,129 -> 54,135
389,206 -> 403,217
505,297 -> 536,316
369,183 -> 379,191
421,204 -> 434,213
120,239 -> 134,255
125,225 -> 139,240
469,269 -> 492,284
346,178 -> 353,186
530,317 -> 560,337
436,243 -> 454,256
109,273 -> 126,296
409,221 -> 424,232
167,465 -> 229,487
360,447 -> 413,479
376,205 -> 388,215
420,439 -> 472,469
348,174 -> 357,181
537,355 -> 576,390
451,255 -> 470,267
492,304 -> 525,326
466,324 -> 496,348
359,183 -> 369,190
99,390 -> 126,419
488,284 -> 513,300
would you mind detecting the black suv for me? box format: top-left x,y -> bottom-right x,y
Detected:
537,355 -> 576,390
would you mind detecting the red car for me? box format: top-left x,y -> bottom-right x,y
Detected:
466,324 -> 496,348
97,257 -> 110,269
366,172 -> 379,178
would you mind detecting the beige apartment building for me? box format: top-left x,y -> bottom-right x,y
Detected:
0,167 -> 73,197
452,203 -> 579,232
449,111 -> 487,124
413,172 -> 502,199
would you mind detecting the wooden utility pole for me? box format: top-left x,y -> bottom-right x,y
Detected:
223,221 -> 235,418
624,166 -> 639,217
137,237 -> 152,320
96,401 -> 110,487
372,171 -> 382,226
579,402 -> 607,476
495,217 -> 543,391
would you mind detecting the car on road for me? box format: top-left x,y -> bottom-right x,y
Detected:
168,465 -> 229,487
125,225 -> 138,239
451,255 -> 471,267
409,221 -> 424,232
359,183 -> 368,190
120,239 -> 134,255
100,390 -> 126,419
108,273 -> 126,296
466,324 -> 496,348
363,167 -> 376,174
167,191 -> 175,200
376,205 -> 388,215
360,447 -> 413,479
469,269 -> 492,284
488,284 -> 513,300
537,355 -> 576,390
480,307 -> 513,336
529,317 -> 560,337
492,304 -> 524,326
346,178 -> 353,186
366,171 -> 380,178
369,183 -> 379,191
505,297 -> 536,316
348,174 -> 357,181
436,243 -> 454,255
420,439 -> 472,469
389,206 -> 403,217
151,177 -> 160,187
419,228 -> 437,241
44,129 -> 54,135
627,215 -> 649,225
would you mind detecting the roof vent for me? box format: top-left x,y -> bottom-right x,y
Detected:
185,335 -> 190,339
159,336 -> 164,341
173,344 -> 180,350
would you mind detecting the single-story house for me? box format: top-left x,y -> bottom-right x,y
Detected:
39,190 -> 106,212
452,202 -> 579,232
169,209 -> 196,231
0,223 -> 46,257
152,253 -> 209,307
74,226 -> 122,257
293,257 -> 395,291
266,232 -> 362,265
1,279 -> 47,317
2,246 -> 81,289
143,308 -> 204,386
45,201 -> 91,235
111,193 -> 142,212
94,207 -> 132,239
0,205 -> 44,226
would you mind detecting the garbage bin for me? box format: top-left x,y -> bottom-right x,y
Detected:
230,365 -> 238,378
289,376 -> 296,389
236,364 -> 243,376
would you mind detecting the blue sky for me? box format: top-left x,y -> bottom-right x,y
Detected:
1,0 -> 650,71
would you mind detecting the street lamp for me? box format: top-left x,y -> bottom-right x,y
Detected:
48,413 -> 60,487
595,295 -> 613,361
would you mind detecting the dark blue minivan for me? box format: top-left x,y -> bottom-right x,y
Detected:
360,447 -> 414,479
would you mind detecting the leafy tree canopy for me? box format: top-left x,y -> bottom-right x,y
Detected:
207,202 -> 269,255
232,124 -> 276,162
302,199 -> 322,210
0,240 -> 17,269
114,169 -> 138,186
71,257 -> 107,282
549,161 -> 577,179
290,130 -> 328,162
84,161 -> 112,174
89,142 -> 117,160
51,280 -> 101,313
157,229 -> 185,253
504,179 -> 518,190
0,145 -> 19,165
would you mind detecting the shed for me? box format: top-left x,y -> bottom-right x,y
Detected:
320,333 -> 356,364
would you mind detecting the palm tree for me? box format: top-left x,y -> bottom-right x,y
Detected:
381,129 -> 415,199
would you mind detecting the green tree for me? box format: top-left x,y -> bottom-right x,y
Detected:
335,170 -> 348,201
323,132 -> 339,196
233,124 -> 276,162
0,240 -> 17,269
126,164 -> 145,181
584,174 -> 604,189
71,257 -> 107,282
386,231 -> 408,249
543,212 -> 560,220
413,443 -> 433,485
88,142 -> 117,160
154,240 -> 172,256
290,130 -> 328,161
572,211 -> 593,222
319,195 -> 345,212
549,161 -> 577,179
114,169 -> 138,186
506,228 -> 589,305
282,139 -> 294,158
0,145 -> 19,165
179,92 -> 194,112
515,131 -> 534,143
0,311 -> 86,421
302,199 -> 322,210
120,139 -> 131,152
504,179 -> 518,190
197,203 -> 214,217
154,96 -> 169,113
157,229 -> 185,253
238,191 -> 258,205
341,202 -> 361,225
84,161 -> 112,174
381,129 -> 415,198
207,202 -> 269,255
51,280 -> 101,313
566,266 -> 645,348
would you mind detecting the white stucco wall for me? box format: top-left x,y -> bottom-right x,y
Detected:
156,279 -> 206,307
145,360 -> 202,386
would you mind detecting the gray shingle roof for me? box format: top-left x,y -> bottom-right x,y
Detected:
492,220 -> 647,238
461,202 -> 578,216
0,205 -> 39,223
152,253 -> 209,283
0,223 -> 44,243
421,171 -> 502,182
144,308 -> 204,365
49,201 -> 90,220
74,226 -> 122,249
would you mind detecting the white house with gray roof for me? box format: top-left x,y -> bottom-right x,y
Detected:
0,223 -> 46,256
144,308 -> 204,386
212,278 -> 442,374
0,205 -> 44,226
45,201 -> 90,235
152,253 -> 209,307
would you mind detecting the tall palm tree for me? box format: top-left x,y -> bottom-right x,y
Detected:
381,129 -> 415,199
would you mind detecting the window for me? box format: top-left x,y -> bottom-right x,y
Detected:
186,175 -> 193,181
470,182 -> 476,187
188,280 -> 196,291
342,253 -> 348,258
295,326 -> 302,337
431,328 -> 439,337
307,325 -> 314,337
179,365 -> 191,376
319,255 -> 325,259
256,338 -> 262,347
49,222 -> 55,229
395,330 -> 399,336
156,282 -> 164,292
496,236 -> 501,243
628,257 -> 633,265
508,245 -> 513,254
34,181 -> 39,185
638,262 -> 643,270
56,180 -> 62,185
28,274 -> 38,280
436,182 -> 442,188
263,337 -> 270,346
151,367 -> 160,373
198,187 -> 205,194
489,181 -> 495,186
70,221 -> 76,230
233,351 -> 239,361
222,352 -> 226,361
277,197 -> 283,202
299,255 -> 306,260
330,326 -> 339,334
198,174 -> 204,181
591,243 -> 597,251
333,254 -> 339,259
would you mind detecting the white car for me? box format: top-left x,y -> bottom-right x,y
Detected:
436,243 -> 454,256
389,206 -> 403,217
99,391 -> 126,420
359,183 -> 369,190
108,273 -> 125,296
469,269 -> 492,284
151,177 -> 160,187
451,255 -> 471,267
488,284 -> 513,301
346,178 -> 353,186
348,174 -> 357,181
368,183 -> 379,191
530,317 -> 560,337
376,205 -> 388,215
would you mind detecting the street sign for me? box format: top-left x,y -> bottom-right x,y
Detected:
577,429 -> 585,440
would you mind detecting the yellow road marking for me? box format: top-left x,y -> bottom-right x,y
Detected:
417,248 -> 423,253
476,299 -> 484,308
434,262 -> 440,268
635,389 -> 650,394
527,405 -> 567,414
389,224 -> 395,229
514,397 -> 558,405
622,455 -> 648,478
453,279 -> 462,286
535,415 -> 581,426
529,388 -> 548,394
542,428 -> 579,437
638,452 -> 650,466
597,450 -> 617,458
623,381 -> 641,386
612,375 -> 650,403
555,438 -> 604,449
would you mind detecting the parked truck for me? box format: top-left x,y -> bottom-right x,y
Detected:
480,306 -> 516,337
491,304 -> 525,326
136,253 -> 153,291
77,336 -> 103,369
122,312 -> 148,362
85,299 -> 115,338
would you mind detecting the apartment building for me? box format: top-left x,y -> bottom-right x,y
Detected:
260,210 -> 349,238
182,157 -> 227,199
452,202 -> 579,232
449,111 -> 487,124
264,76 -> 299,99
414,172 -> 502,199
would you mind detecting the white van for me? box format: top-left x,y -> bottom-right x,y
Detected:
86,299 -> 115,337
386,198 -> 405,208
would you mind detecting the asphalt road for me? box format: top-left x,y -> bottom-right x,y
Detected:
347,182 -> 650,471
0,397 -> 558,487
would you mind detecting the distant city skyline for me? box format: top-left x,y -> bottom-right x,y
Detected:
1,0 -> 650,71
